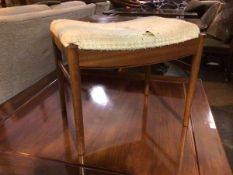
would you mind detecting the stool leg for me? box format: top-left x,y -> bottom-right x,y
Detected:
65,44 -> 85,158
53,43 -> 67,117
144,66 -> 151,96
183,35 -> 204,127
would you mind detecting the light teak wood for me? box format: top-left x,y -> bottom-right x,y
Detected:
65,45 -> 85,160
183,36 -> 204,126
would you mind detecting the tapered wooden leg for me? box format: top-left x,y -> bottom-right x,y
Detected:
183,35 -> 204,127
65,44 -> 85,157
144,66 -> 151,96
53,43 -> 67,117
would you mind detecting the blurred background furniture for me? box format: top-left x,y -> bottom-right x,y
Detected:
0,0 -> 110,8
165,0 -> 232,81
186,0 -> 222,17
0,0 -> 6,7
202,1 -> 233,81
0,1 -> 110,104
204,37 -> 233,81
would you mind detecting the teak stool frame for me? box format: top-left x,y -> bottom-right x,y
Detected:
51,32 -> 204,158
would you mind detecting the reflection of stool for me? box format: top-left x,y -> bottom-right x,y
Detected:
50,17 -> 204,157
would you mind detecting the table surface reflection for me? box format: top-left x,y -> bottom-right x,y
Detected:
0,72 -> 231,175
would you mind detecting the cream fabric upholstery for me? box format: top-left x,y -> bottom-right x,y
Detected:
0,4 -> 50,15
51,16 -> 200,50
0,3 -> 95,104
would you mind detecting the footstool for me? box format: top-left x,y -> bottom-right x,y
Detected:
50,16 -> 204,157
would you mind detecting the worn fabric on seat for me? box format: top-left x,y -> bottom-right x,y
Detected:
50,16 -> 200,50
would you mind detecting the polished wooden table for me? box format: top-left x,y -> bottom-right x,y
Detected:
0,151 -> 126,175
0,72 -> 231,175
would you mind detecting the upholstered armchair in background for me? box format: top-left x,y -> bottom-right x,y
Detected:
0,2 -> 97,104
185,0 -> 222,16
184,0 -> 232,81
203,1 -> 233,81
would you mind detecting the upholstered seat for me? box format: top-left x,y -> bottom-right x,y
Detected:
50,16 -> 200,50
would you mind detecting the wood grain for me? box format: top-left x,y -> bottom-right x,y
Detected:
0,152 -> 127,175
0,73 -> 230,175
77,38 -> 199,68
190,81 -> 232,175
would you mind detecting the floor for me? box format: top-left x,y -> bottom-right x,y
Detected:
0,72 -> 231,175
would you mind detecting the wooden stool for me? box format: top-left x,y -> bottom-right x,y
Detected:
50,17 -> 204,158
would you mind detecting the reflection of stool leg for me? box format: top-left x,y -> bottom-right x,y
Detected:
144,66 -> 151,96
183,36 -> 204,127
79,156 -> 85,175
65,45 -> 85,159
142,66 -> 150,139
141,94 -> 148,140
177,125 -> 188,175
53,43 -> 67,117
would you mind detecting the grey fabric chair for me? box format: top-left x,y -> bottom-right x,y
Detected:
0,3 -> 96,104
